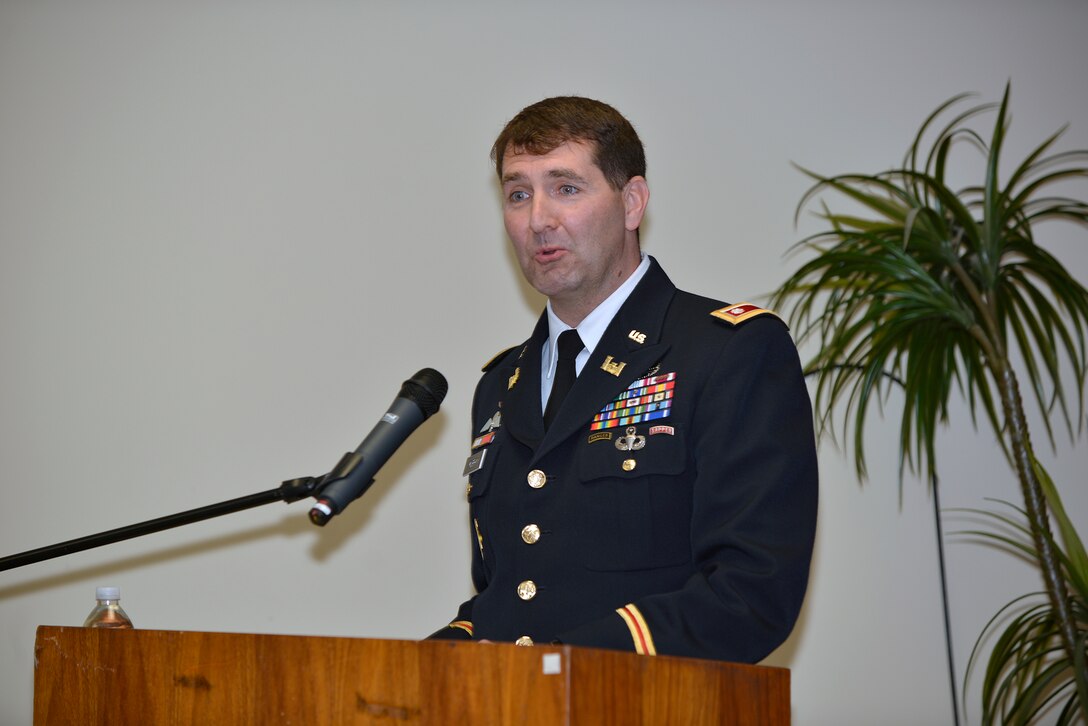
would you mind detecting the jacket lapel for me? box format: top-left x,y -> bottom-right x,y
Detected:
501,314 -> 548,451
531,258 -> 677,464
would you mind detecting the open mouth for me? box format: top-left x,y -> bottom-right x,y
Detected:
536,246 -> 567,263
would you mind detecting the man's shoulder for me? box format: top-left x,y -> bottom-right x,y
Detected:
707,301 -> 785,328
480,345 -> 521,373
668,289 -> 788,334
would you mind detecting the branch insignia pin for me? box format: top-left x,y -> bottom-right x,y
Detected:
601,356 -> 626,377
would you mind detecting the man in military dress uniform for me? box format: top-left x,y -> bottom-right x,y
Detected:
430,96 -> 818,663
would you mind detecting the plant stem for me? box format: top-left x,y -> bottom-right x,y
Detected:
962,249 -> 1078,663
995,363 -> 1079,664
947,257 -> 1002,363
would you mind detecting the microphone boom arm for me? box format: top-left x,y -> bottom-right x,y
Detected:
0,476 -> 322,573
1,367 -> 447,571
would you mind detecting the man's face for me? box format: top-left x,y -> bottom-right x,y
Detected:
500,141 -> 647,324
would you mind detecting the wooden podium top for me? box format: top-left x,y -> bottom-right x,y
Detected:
34,625 -> 789,725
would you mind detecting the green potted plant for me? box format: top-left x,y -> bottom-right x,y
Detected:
770,85 -> 1088,723
960,471 -> 1087,724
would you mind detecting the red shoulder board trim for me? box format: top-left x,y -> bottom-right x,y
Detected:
710,303 -> 779,326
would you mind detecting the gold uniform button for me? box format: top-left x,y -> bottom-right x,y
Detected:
521,524 -> 541,544
622,458 -> 637,471
527,469 -> 547,488
517,580 -> 538,600
515,636 -> 534,646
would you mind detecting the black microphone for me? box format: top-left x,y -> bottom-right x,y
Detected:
308,368 -> 448,526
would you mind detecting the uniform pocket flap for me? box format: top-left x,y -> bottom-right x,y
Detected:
578,424 -> 687,482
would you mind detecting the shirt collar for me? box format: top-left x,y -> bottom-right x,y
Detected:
544,253 -> 651,376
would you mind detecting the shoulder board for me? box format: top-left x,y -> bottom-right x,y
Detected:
710,303 -> 782,326
481,345 -> 519,372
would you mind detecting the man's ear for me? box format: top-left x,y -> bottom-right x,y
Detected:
622,176 -> 650,231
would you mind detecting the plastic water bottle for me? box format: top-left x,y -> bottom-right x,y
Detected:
82,586 -> 134,629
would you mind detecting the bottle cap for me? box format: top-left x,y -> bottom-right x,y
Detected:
95,586 -> 121,600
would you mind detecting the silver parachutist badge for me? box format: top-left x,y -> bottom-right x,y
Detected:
615,426 -> 646,451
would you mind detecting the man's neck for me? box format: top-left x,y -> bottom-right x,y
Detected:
550,258 -> 643,327
546,254 -> 651,336
539,255 -> 652,410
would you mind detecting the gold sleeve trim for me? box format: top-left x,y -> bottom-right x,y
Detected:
449,620 -> 474,636
616,604 -> 657,656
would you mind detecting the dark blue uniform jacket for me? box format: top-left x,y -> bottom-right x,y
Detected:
432,258 -> 818,663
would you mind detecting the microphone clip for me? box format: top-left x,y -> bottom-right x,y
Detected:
306,451 -> 375,526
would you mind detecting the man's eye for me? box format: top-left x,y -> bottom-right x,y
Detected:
559,185 -> 578,195
509,191 -> 529,202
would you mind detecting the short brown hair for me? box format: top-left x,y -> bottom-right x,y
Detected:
491,96 -> 646,190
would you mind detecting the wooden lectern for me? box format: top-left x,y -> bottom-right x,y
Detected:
34,625 -> 789,724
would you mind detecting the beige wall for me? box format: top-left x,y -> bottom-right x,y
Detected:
2,1 -> 1086,723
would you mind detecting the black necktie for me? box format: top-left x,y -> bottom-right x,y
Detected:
543,329 -> 583,430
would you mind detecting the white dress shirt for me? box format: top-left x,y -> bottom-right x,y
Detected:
539,254 -> 652,410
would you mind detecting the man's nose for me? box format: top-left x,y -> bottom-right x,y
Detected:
529,195 -> 556,234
